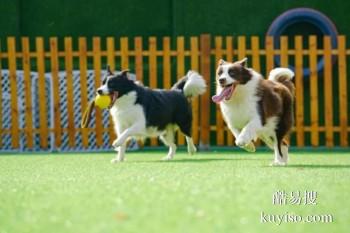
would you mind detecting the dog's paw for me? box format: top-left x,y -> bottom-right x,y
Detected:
187,145 -> 197,155
241,142 -> 256,152
270,160 -> 287,166
161,155 -> 173,161
235,135 -> 251,147
111,157 -> 125,163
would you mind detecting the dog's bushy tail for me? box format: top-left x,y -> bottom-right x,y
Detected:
171,70 -> 206,98
269,68 -> 295,159
268,68 -> 295,96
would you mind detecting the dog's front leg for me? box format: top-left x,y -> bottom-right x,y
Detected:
236,117 -> 261,148
111,143 -> 126,163
112,123 -> 144,148
111,123 -> 143,163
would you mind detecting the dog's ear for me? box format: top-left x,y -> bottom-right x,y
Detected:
238,57 -> 248,68
120,69 -> 130,78
218,59 -> 227,66
107,65 -> 114,75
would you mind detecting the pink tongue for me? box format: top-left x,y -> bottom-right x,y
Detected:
212,87 -> 231,103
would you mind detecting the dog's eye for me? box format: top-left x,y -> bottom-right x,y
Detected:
218,70 -> 223,76
228,70 -> 236,77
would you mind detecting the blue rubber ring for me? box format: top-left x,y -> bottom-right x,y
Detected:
266,8 -> 338,76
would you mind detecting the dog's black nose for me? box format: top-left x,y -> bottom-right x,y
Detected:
97,89 -> 103,95
219,78 -> 226,85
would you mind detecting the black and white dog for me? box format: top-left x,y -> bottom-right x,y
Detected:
212,58 -> 295,165
97,67 -> 206,162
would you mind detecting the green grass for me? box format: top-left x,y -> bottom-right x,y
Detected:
1,150 -> 350,233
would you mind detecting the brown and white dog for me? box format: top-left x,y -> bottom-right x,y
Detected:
212,58 -> 295,165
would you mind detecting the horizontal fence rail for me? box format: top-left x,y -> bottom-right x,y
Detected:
0,35 -> 349,151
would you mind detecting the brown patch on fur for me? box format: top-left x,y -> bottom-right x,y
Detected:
228,65 -> 252,84
215,58 -> 252,84
256,79 -> 282,124
256,76 -> 295,157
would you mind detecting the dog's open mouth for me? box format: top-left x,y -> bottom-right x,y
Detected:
108,91 -> 119,109
212,83 -> 236,103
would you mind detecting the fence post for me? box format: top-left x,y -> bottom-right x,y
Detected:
7,37 -> 20,149
92,37 -> 103,147
190,37 -> 200,144
78,37 -> 89,148
309,36 -> 319,146
214,36 -> 224,146
199,34 -> 211,148
22,37 -> 34,149
36,37 -> 49,149
294,36 -> 305,147
64,37 -> 75,148
120,37 -> 129,70
177,36 -> 185,145
323,36 -> 334,147
338,35 -> 348,147
225,36 -> 234,146
50,37 -> 61,148
134,37 -> 144,84
265,36 -> 274,77
149,37 -> 158,146
107,37 -> 116,144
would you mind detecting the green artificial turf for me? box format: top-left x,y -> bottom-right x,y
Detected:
0,150 -> 350,233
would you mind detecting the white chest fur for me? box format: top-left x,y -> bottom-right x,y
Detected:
109,91 -> 146,133
219,76 -> 260,130
109,91 -> 168,138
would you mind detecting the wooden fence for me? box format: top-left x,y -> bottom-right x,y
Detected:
0,35 -> 349,150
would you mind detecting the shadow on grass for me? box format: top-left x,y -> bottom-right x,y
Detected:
134,157 -> 271,163
274,164 -> 350,169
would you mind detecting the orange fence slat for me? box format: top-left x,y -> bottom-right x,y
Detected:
149,37 -> 158,146
337,35 -> 348,146
294,36 -> 305,147
64,37 -> 75,148
21,37 -> 33,148
280,36 -> 289,67
323,36 -> 334,147
190,37 -> 199,144
215,36 -> 224,146
309,36 -> 319,146
237,36 -> 246,60
134,37 -> 143,83
49,37 -> 61,147
199,34 -> 211,147
78,37 -> 89,148
265,36 -> 274,77
7,37 -> 19,148
163,37 -> 171,89
36,37 -> 48,149
177,37 -> 185,145
225,36 -> 234,145
107,37 -> 116,144
93,37 -> 103,147
251,36 -> 261,72
120,37 -> 129,70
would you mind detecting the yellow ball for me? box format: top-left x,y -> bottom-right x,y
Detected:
95,95 -> 111,109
